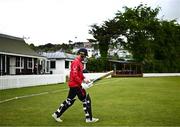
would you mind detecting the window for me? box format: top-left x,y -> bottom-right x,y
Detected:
65,61 -> 69,69
46,61 -> 50,72
16,57 -> 20,67
50,61 -> 56,69
0,55 -> 2,75
27,58 -> 33,69
16,57 -> 24,68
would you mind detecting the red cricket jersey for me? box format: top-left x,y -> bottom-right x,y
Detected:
68,56 -> 85,87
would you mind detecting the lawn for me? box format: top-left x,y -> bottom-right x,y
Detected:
0,77 -> 180,126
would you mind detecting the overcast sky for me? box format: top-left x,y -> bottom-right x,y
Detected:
0,0 -> 180,46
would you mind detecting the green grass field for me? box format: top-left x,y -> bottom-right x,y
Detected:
0,77 -> 180,126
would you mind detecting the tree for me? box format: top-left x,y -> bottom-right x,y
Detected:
115,5 -> 160,63
153,20 -> 180,72
89,4 -> 180,72
29,43 -> 37,51
116,5 -> 180,72
29,43 -> 74,53
89,24 -> 111,58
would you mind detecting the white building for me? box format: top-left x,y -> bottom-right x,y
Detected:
72,42 -> 132,59
72,42 -> 100,58
108,48 -> 132,60
0,33 -> 48,76
0,34 -> 66,90
42,51 -> 86,76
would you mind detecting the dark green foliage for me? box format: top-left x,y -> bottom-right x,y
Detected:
28,43 -> 74,53
89,24 -> 111,58
29,43 -> 37,51
89,4 -> 180,72
86,58 -> 108,72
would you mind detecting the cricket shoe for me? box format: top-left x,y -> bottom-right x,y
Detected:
86,118 -> 99,123
52,113 -> 63,122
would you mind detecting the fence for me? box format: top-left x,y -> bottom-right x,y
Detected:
1,72 -> 179,90
0,72 -> 110,90
143,73 -> 180,77
0,74 -> 66,90
84,72 -> 111,80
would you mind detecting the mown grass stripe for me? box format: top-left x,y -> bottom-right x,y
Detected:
0,79 -> 109,104
0,88 -> 68,104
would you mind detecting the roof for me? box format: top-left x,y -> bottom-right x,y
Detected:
109,59 -> 142,64
0,33 -> 42,58
42,51 -> 76,60
74,42 -> 92,48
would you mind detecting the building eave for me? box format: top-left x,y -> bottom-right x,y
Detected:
0,51 -> 46,59
0,33 -> 24,41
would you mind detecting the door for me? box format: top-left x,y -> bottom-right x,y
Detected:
0,54 -> 2,75
9,57 -> 16,75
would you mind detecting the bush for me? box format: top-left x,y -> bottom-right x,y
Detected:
143,59 -> 180,73
86,58 -> 108,72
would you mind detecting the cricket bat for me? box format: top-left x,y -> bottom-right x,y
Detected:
81,70 -> 113,89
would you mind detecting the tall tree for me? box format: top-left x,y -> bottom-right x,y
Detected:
89,4 -> 180,72
89,24 -> 110,58
153,20 -> 180,72
115,5 -> 160,63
